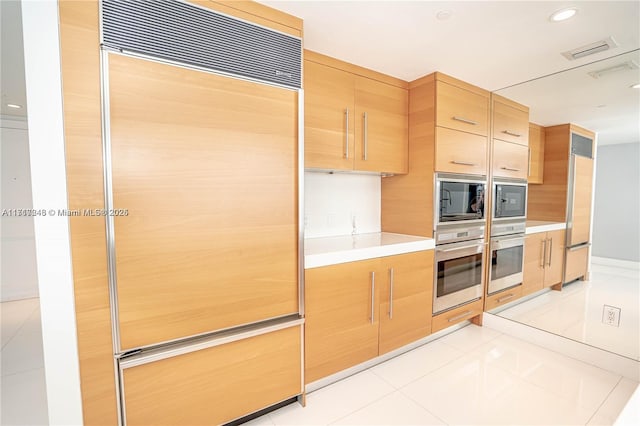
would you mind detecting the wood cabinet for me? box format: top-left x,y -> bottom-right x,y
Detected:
304,51 -> 408,174
122,325 -> 302,425
382,73 -> 491,238
304,60 -> 355,171
523,229 -> 565,295
492,139 -> 529,180
305,250 -> 433,383
528,123 -> 545,184
109,54 -> 299,351
378,251 -> 433,354
436,80 -> 489,137
485,285 -> 523,311
490,95 -> 529,180
304,258 -> 380,384
492,95 -> 529,146
435,127 -> 487,175
432,298 -> 483,333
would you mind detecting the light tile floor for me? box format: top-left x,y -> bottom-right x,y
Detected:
2,283 -> 638,425
1,298 -> 48,426
251,324 -> 638,425
498,263 -> 640,360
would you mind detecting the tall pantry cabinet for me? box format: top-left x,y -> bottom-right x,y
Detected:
58,1 -> 304,424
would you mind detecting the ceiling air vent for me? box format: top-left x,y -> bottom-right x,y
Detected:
588,60 -> 639,79
561,37 -> 618,61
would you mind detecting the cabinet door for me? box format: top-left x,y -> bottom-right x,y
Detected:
109,54 -> 299,350
493,139 -> 529,180
528,123 -> 545,184
544,230 -> 566,287
436,81 -> 489,136
435,127 -> 488,175
565,243 -> 589,283
354,76 -> 408,174
305,259 -> 381,384
493,100 -> 529,146
522,233 -> 545,296
122,326 -> 301,425
379,251 -> 433,354
568,156 -> 594,246
304,60 -> 355,170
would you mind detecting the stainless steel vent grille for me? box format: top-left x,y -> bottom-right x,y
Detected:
101,0 -> 302,88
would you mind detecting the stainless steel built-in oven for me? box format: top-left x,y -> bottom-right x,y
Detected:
493,179 -> 527,221
488,234 -> 525,295
435,173 -> 486,245
433,239 -> 485,314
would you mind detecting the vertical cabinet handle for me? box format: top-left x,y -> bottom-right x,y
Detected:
389,268 -> 394,319
344,108 -> 350,159
540,239 -> 547,268
370,271 -> 375,324
547,238 -> 553,267
363,112 -> 369,160
528,148 -> 532,177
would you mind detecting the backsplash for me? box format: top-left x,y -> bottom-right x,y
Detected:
304,171 -> 381,238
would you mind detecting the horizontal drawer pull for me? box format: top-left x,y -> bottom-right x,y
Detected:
448,310 -> 473,322
500,166 -> 521,172
451,160 -> 478,166
502,130 -> 522,137
452,116 -> 478,126
497,294 -> 515,303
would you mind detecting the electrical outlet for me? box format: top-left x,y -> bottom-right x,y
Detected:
602,305 -> 621,327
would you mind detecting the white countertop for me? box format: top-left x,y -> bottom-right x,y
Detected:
525,220 -> 566,235
305,232 -> 435,269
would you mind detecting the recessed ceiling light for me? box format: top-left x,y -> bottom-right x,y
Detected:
436,10 -> 452,20
7,103 -> 22,109
550,7 -> 578,22
632,83 -> 640,89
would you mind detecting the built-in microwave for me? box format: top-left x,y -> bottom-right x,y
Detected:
435,173 -> 486,244
493,179 -> 527,220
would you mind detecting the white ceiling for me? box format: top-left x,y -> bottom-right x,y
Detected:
2,1 -> 639,144
259,0 -> 640,145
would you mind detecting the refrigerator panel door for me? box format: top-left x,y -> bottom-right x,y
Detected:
108,54 -> 299,350
120,324 -> 302,425
568,155 -> 594,247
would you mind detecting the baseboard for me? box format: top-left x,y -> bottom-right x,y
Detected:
591,256 -> 640,270
483,313 -> 640,381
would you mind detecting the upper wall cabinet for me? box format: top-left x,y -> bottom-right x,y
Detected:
304,60 -> 356,171
528,122 -> 545,184
491,94 -> 529,180
492,95 -> 530,146
304,50 -> 409,174
433,75 -> 490,175
436,80 -> 489,137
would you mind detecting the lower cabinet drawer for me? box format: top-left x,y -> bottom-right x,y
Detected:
484,285 -> 523,311
432,299 -> 483,333
121,325 -> 302,425
565,245 -> 589,283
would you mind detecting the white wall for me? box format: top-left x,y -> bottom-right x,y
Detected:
592,142 -> 640,262
1,116 -> 39,301
21,0 -> 84,423
305,172 -> 381,238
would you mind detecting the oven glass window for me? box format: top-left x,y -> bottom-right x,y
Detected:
437,253 -> 483,297
439,182 -> 484,222
491,246 -> 524,280
495,185 -> 526,218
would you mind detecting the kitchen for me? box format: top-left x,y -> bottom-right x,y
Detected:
2,0 -> 636,424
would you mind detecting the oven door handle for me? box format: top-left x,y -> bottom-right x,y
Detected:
436,241 -> 485,261
491,235 -> 525,250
